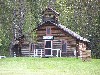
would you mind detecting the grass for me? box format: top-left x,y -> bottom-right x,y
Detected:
0,57 -> 100,75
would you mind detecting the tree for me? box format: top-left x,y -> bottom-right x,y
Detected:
0,0 -> 13,56
0,0 -> 99,58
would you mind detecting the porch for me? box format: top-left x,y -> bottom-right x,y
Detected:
33,49 -> 61,57
21,40 -> 75,57
21,41 -> 62,57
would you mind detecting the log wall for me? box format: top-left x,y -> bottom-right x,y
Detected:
36,24 -> 77,57
78,41 -> 91,61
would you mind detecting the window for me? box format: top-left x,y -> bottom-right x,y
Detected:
49,14 -> 54,18
46,27 -> 51,35
62,40 -> 67,52
45,14 -> 49,17
45,41 -> 51,48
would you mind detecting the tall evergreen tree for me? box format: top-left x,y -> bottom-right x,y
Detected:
0,0 -> 99,58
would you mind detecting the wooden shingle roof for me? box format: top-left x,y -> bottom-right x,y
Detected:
36,21 -> 90,42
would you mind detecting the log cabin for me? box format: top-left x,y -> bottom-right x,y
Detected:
11,7 -> 90,58
25,7 -> 90,57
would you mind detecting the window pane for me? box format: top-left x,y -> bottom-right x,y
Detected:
45,41 -> 51,48
62,40 -> 67,52
46,27 -> 51,34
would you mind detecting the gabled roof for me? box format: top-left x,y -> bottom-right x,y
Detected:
42,7 -> 60,16
36,21 -> 90,42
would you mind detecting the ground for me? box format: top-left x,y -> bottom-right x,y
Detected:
0,57 -> 100,75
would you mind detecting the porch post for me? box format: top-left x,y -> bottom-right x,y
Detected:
34,49 -> 35,57
60,49 -> 61,57
57,50 -> 58,57
36,49 -> 38,56
51,49 -> 53,56
41,49 -> 42,57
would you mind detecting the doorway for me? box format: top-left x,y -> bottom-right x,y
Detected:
45,40 -> 52,56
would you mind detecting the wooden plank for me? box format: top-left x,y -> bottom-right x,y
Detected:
51,30 -> 61,33
37,31 -> 46,33
37,28 -> 45,30
51,28 -> 60,30
54,37 -> 73,40
52,33 -> 66,36
37,34 -> 45,37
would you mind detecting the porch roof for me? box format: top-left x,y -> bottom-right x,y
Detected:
35,21 -> 90,42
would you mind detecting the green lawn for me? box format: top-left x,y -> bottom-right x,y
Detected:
0,57 -> 100,75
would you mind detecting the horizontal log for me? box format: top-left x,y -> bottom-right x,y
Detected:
52,33 -> 66,36
37,31 -> 46,33
37,28 -> 45,30
53,42 -> 62,44
51,27 -> 60,30
51,30 -> 61,33
55,37 -> 73,40
37,34 -> 45,37
53,42 -> 62,43
51,31 -> 70,36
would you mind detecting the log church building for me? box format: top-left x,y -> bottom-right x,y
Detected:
11,6 -> 90,58
22,7 -> 90,57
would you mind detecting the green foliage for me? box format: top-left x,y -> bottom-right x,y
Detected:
0,39 -> 2,46
56,0 -> 100,58
0,0 -> 13,56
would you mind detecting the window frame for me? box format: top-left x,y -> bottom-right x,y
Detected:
46,27 -> 51,35
62,40 -> 67,52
